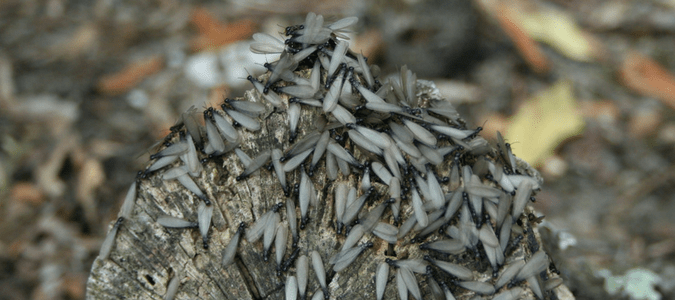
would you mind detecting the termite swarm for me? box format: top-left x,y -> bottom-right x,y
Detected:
96,12 -> 565,300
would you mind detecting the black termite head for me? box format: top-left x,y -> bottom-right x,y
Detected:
409,107 -> 422,115
229,223 -> 244,237
293,183 -> 300,195
419,243 -> 430,251
348,77 -> 359,88
507,276 -> 528,289
473,242 -> 483,259
483,214 -> 491,226
203,106 -> 213,119
540,269 -> 549,281
272,86 -> 283,94
385,258 -> 396,267
475,214 -> 483,229
467,124 -> 485,140
355,162 -> 366,171
336,222 -> 344,235
202,198 -> 211,206
530,196 -> 537,202
273,202 -> 284,212
549,262 -> 560,275
169,124 -> 182,133
300,216 -> 309,229
263,249 -> 270,262
203,237 -> 209,249
284,24 -> 304,36
115,217 -> 124,227
425,265 -> 435,277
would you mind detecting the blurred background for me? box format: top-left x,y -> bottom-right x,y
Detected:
1,0 -> 675,299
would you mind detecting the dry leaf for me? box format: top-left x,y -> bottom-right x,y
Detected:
520,9 -> 595,62
505,81 -> 584,167
97,56 -> 164,95
621,52 -> 675,110
497,3 -> 550,73
190,9 -> 256,51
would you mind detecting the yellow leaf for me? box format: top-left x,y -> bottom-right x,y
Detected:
505,81 -> 584,167
520,9 -> 594,62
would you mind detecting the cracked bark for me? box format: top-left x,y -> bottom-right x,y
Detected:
86,82 -> 575,300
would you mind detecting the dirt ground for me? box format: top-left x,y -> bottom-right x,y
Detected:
1,0 -> 675,299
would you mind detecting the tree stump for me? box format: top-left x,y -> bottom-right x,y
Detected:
86,13 -> 575,300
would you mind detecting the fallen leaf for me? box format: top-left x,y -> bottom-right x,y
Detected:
97,56 -> 164,95
520,8 -> 596,62
191,9 -> 256,51
505,81 -> 585,167
496,3 -> 550,73
620,52 -> 675,110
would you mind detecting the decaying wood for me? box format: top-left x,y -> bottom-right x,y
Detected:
86,79 -> 575,300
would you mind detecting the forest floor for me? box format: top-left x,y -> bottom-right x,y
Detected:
1,0 -> 675,299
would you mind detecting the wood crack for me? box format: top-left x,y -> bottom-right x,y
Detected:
235,254 -> 262,300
